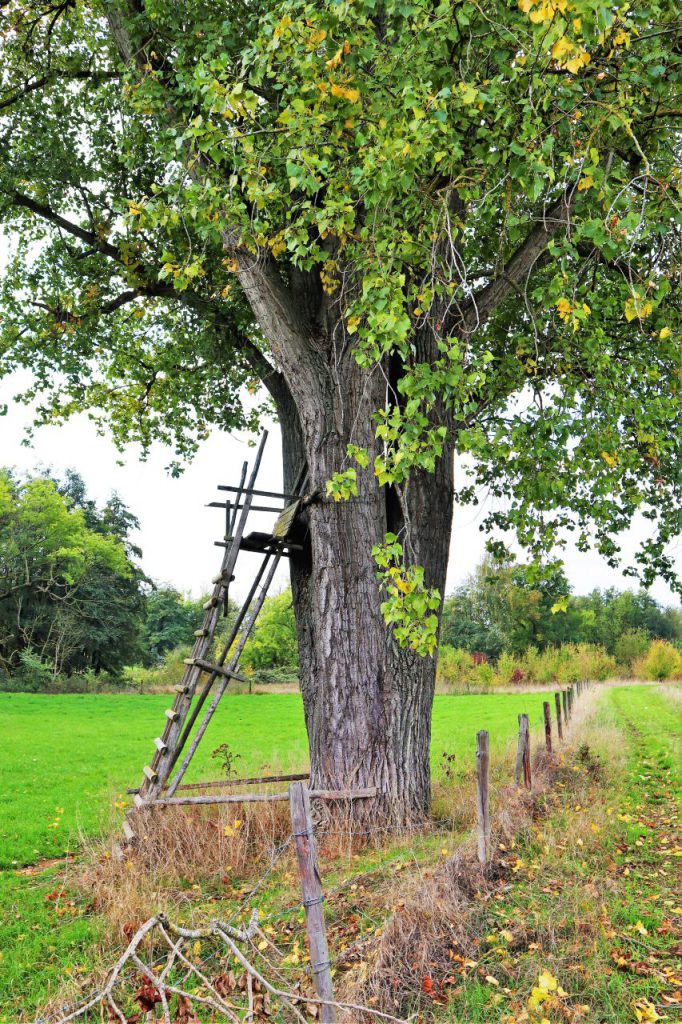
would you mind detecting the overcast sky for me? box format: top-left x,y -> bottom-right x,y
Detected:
1,368 -> 680,606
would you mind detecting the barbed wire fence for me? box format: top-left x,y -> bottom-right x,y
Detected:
33,682 -> 590,1024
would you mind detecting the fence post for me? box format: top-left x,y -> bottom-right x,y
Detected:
554,692 -> 563,741
568,685 -> 574,717
543,701 -> 552,753
515,714 -> 531,790
289,783 -> 335,1023
476,730 -> 491,869
562,688 -> 569,724
521,714 -> 532,789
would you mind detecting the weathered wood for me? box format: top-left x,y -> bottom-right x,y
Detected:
154,737 -> 168,754
173,772 -> 310,792
475,730 -> 491,869
516,713 -> 531,790
183,657 -> 245,682
165,553 -> 282,796
143,765 -> 158,782
272,501 -> 300,539
165,553 -> 274,778
515,714 -> 525,786
121,817 -> 135,842
217,484 -> 298,501
562,688 -> 569,723
154,787 -> 377,807
165,709 -> 179,722
208,501 -> 284,514
554,692 -> 563,741
543,701 -> 552,753
289,783 -> 335,1023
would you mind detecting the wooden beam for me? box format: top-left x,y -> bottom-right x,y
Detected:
152,787 -> 377,807
172,772 -> 309,792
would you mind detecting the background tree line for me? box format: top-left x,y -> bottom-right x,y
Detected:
1,468 -> 679,692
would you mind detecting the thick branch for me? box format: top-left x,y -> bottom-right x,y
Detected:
462,192 -> 573,334
12,191 -> 120,260
0,70 -> 119,113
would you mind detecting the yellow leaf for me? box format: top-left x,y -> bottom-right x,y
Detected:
485,975 -> 500,986
634,920 -> 649,936
552,35 -> 572,61
538,969 -> 558,992
601,451 -> 618,467
578,174 -> 595,191
633,998 -> 662,1022
565,49 -> 591,73
326,46 -> 344,69
273,14 -> 292,38
659,327 -> 671,339
330,83 -> 360,103
193,941 -> 201,956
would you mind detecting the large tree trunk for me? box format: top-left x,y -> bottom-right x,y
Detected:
236,248 -> 454,825
272,338 -> 454,824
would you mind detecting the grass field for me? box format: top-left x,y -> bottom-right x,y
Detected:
0,690 -> 553,868
2,686 -> 679,1021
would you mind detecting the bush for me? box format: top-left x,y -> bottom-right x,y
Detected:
436,646 -> 475,690
614,628 -> 650,670
496,651 -> 526,685
634,640 -> 682,681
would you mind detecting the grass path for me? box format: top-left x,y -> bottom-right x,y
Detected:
429,684 -> 682,1023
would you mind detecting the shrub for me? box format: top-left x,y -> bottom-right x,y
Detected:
614,628 -> 650,671
635,640 -> 682,681
472,661 -> 497,689
496,651 -> 525,685
436,646 -> 475,690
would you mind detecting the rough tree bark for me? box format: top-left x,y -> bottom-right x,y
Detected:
240,261 -> 454,823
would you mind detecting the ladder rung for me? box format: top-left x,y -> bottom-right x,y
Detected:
154,737 -> 168,753
165,709 -> 179,722
121,818 -> 135,842
186,657 -> 245,682
143,765 -> 158,782
203,596 -> 220,610
212,572 -> 235,585
194,629 -> 209,638
133,793 -> 145,808
175,684 -> 190,694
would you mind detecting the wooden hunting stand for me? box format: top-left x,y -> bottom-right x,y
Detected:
122,432 -> 314,840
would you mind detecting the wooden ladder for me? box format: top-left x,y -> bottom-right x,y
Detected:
123,433 -> 306,841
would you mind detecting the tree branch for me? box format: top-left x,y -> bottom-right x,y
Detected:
12,190 -> 121,260
461,192 -> 573,334
0,70 -> 119,113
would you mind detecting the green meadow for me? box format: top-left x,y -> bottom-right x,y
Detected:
0,689 -> 553,1019
1,691 -> 553,868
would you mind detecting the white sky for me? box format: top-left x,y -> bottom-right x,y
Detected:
1,370 -> 680,606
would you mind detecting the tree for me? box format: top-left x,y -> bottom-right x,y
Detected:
140,587 -> 205,665
442,555 -> 580,655
0,1 -> 679,821
240,589 -> 299,676
0,469 -> 141,677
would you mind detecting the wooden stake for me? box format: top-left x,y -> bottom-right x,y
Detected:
562,688 -> 569,723
554,692 -> 563,741
543,701 -> 552,753
476,730 -> 490,869
520,714 -> 532,790
289,783 -> 335,1023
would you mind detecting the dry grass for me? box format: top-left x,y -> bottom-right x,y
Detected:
340,690 -> 606,1020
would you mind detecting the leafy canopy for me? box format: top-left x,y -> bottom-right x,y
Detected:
0,0 -> 679,600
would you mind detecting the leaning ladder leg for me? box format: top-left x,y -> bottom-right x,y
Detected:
164,553 -> 282,796
136,432 -> 269,804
